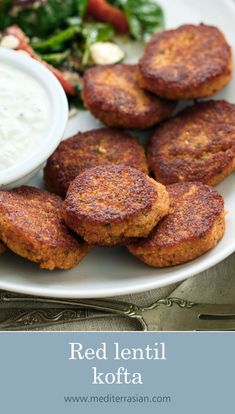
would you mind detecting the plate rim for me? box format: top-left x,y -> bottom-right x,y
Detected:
0,0 -> 235,298
0,236 -> 234,298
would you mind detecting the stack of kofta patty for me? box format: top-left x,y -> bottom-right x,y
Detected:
0,23 -> 233,269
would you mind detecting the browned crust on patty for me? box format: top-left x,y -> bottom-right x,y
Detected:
0,186 -> 90,270
82,64 -> 175,129
127,182 -> 225,267
138,24 -> 232,100
63,165 -> 169,246
147,100 -> 235,186
44,128 -> 149,198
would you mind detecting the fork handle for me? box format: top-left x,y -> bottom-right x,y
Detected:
0,292 -> 147,330
0,307 -> 118,330
0,292 -> 141,317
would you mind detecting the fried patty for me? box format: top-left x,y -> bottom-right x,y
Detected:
82,64 -> 175,129
127,182 -> 225,267
44,128 -> 148,198
147,100 -> 235,186
0,186 -> 89,270
63,165 -> 169,246
138,24 -> 232,100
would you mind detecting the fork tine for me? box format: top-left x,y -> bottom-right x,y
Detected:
142,300 -> 235,331
195,318 -> 235,331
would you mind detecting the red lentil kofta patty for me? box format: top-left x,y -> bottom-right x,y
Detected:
63,165 -> 169,246
44,127 -> 149,198
127,182 -> 225,267
0,186 -> 89,270
82,64 -> 175,129
147,100 -> 235,186
138,24 -> 232,100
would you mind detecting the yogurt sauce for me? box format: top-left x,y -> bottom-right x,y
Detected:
0,61 -> 50,171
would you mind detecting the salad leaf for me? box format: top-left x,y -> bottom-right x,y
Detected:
33,21 -> 114,65
109,0 -> 164,40
82,22 -> 115,44
0,0 -> 13,29
0,0 -> 87,36
81,22 -> 115,65
69,82 -> 85,109
32,26 -> 81,52
75,0 -> 88,19
39,50 -> 70,67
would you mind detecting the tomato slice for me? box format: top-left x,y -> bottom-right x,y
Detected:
87,0 -> 129,33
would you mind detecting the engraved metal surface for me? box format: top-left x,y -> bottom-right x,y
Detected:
1,309 -> 87,329
142,297 -> 196,311
1,290 -> 235,330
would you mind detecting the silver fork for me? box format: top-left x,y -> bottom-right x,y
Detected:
1,291 -> 235,330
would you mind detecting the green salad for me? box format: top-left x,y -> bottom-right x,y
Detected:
0,0 -> 164,105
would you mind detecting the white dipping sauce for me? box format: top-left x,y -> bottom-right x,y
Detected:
0,62 -> 50,171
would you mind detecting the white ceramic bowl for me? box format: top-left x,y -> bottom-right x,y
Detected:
0,48 -> 68,188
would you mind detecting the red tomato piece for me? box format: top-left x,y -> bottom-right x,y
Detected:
87,0 -> 129,33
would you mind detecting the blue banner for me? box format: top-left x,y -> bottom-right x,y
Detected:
0,332 -> 234,413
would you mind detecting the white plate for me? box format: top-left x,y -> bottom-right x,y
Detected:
0,0 -> 235,298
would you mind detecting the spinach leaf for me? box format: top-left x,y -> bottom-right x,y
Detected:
109,0 -> 164,41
